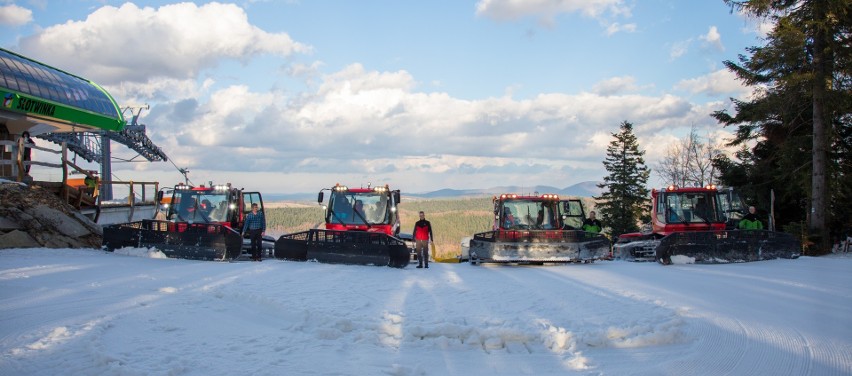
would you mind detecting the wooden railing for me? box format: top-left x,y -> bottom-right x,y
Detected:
0,138 -> 67,182
1,138 -> 159,214
98,180 -> 160,206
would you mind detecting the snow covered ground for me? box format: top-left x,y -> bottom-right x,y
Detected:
2,248 -> 851,376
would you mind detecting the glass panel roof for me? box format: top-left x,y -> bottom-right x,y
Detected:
0,48 -> 120,120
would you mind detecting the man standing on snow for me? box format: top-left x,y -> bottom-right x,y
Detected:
582,211 -> 603,233
242,203 -> 266,261
738,206 -> 764,230
412,211 -> 434,268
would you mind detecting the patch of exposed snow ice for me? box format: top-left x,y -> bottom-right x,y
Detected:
670,254 -> 695,264
113,247 -> 167,259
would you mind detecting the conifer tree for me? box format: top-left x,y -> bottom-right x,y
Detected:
595,121 -> 650,238
715,0 -> 851,252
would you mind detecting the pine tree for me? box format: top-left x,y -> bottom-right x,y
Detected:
715,0 -> 851,252
595,121 -> 650,239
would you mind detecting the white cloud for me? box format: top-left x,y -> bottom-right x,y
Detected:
14,2 -> 311,85
754,20 -> 774,38
10,3 -> 733,193
287,61 -> 325,81
669,39 -> 692,60
700,26 -> 724,52
105,77 -> 215,105
316,63 -> 416,98
675,69 -> 747,96
732,7 -> 774,38
475,0 -> 631,26
604,22 -> 636,36
592,76 -> 638,96
113,63 -> 725,193
670,27 -> 724,61
0,4 -> 32,26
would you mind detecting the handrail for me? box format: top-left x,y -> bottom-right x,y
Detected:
97,180 -> 160,206
1,138 -> 160,218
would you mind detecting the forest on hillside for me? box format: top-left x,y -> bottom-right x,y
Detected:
265,196 -> 598,259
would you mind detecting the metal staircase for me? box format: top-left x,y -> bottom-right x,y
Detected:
36,106 -> 167,200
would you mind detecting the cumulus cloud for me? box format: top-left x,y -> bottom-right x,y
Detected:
106,77 -> 215,105
287,61 -> 325,81
592,76 -> 638,96
674,69 -> 747,97
604,22 -> 636,36
730,7 -> 774,38
700,26 -> 724,52
669,39 -> 692,60
14,2 -> 310,85
12,2 -> 727,192
0,4 -> 32,26
116,63 -> 723,192
475,0 -> 631,27
753,20 -> 774,38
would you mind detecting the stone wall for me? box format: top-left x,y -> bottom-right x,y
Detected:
0,181 -> 102,249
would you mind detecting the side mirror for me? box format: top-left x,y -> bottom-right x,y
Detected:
394,191 -> 401,204
317,191 -> 324,204
156,190 -> 164,203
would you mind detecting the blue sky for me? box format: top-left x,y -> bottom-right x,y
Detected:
0,1 -> 769,194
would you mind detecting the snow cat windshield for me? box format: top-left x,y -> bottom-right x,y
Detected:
168,189 -> 233,223
561,200 -> 585,230
716,188 -> 747,227
500,199 -> 560,230
656,191 -> 722,224
327,190 -> 390,225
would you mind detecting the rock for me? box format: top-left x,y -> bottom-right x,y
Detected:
43,234 -> 76,248
0,216 -> 19,230
27,205 -> 92,238
0,181 -> 103,249
0,229 -> 39,249
70,210 -> 103,236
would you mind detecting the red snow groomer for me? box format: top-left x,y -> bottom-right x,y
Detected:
102,183 -> 270,261
274,183 -> 409,268
467,193 -> 611,265
613,185 -> 800,264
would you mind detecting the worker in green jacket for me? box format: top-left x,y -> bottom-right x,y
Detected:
738,206 -> 764,230
582,211 -> 603,233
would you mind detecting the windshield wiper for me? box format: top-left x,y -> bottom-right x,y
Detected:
351,202 -> 372,228
329,208 -> 346,225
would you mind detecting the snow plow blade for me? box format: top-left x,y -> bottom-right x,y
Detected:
468,230 -> 610,265
613,236 -> 659,262
102,220 -> 243,261
656,230 -> 800,264
274,229 -> 410,268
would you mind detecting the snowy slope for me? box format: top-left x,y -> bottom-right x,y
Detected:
1,249 -> 851,376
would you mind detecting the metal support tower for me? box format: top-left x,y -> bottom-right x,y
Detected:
37,105 -> 167,200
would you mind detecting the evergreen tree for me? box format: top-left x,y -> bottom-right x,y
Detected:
714,0 -> 851,252
595,121 -> 650,238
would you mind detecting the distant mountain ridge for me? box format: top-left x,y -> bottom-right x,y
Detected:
406,181 -> 603,199
263,181 -> 603,202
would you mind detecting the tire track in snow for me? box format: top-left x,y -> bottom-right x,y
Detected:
597,262 -> 847,376
448,264 -> 689,371
657,315 -> 748,375
655,262 -> 850,376
528,264 -> 782,375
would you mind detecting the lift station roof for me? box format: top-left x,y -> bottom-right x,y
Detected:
0,48 -> 125,135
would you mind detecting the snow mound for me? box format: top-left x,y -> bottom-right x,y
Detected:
113,247 -> 168,259
670,255 -> 695,264
1,249 -> 850,375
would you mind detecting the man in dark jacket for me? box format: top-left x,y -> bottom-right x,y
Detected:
242,203 -> 266,261
412,211 -> 434,268
582,211 -> 603,233
738,206 -> 763,230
